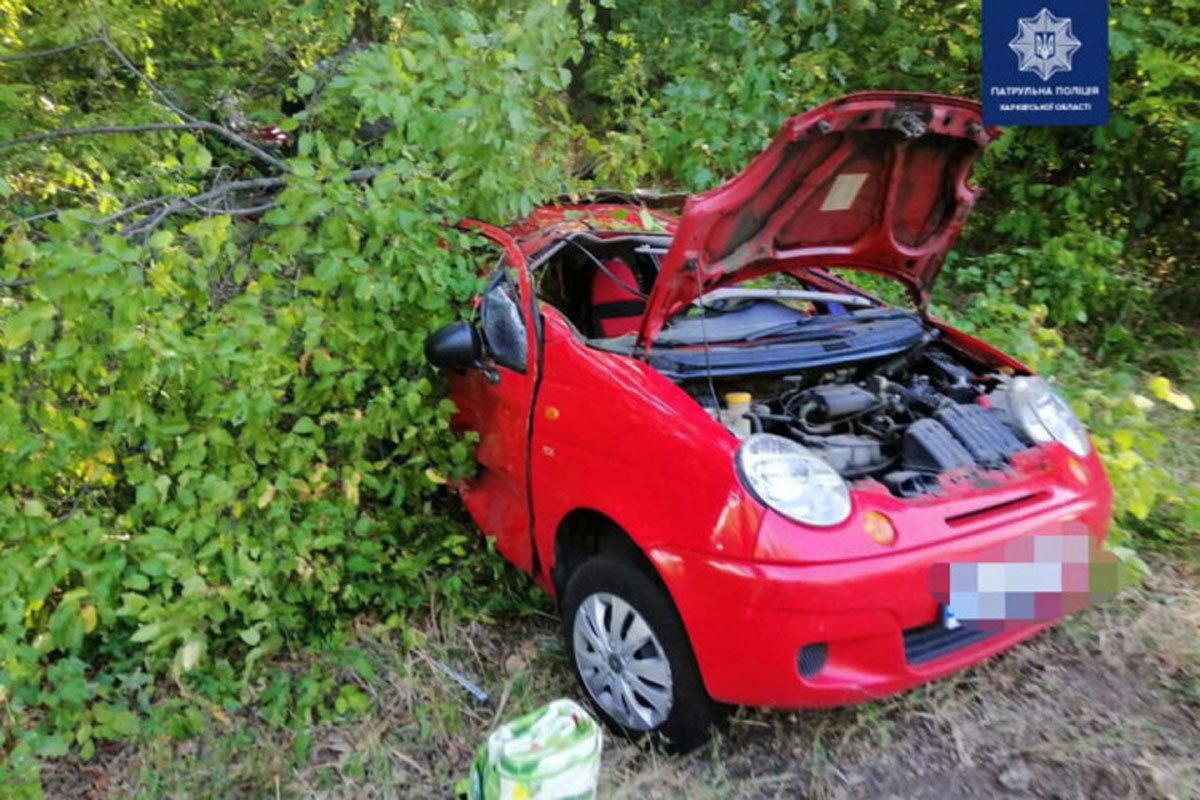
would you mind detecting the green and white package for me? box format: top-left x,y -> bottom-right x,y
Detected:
467,698 -> 602,800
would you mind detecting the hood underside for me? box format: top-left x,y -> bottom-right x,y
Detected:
638,92 -> 997,348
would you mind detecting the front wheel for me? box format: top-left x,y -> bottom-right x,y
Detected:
560,554 -> 718,752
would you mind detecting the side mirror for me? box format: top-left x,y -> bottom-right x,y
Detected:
425,321 -> 483,370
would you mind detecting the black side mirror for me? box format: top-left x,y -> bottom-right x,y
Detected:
425,321 -> 482,369
425,321 -> 499,384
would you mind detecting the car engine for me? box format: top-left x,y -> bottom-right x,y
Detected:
694,344 -> 1033,498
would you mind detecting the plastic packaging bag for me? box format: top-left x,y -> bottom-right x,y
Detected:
466,698 -> 602,800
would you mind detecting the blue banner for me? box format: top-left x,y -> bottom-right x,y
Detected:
982,0 -> 1109,126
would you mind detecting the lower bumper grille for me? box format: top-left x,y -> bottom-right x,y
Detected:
903,621 -> 995,665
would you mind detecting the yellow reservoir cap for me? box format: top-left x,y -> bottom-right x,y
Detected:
724,391 -> 752,406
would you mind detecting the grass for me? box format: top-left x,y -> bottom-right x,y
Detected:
38,547 -> 1200,799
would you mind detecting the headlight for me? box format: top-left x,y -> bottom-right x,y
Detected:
1008,376 -> 1091,457
737,434 -> 851,526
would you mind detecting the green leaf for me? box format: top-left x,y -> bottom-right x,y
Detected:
34,734 -> 70,759
130,623 -> 163,644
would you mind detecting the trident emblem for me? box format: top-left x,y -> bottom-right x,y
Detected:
1034,32 -> 1056,60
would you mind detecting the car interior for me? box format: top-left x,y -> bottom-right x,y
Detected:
532,233 -> 877,345
533,235 -> 663,339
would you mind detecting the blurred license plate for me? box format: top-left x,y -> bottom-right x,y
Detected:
929,533 -> 1121,626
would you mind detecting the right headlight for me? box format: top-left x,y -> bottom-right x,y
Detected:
1007,376 -> 1091,457
737,434 -> 851,526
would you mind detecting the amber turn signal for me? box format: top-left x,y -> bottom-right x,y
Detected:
864,510 -> 896,546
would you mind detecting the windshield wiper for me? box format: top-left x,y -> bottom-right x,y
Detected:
743,308 -> 912,342
744,325 -> 854,344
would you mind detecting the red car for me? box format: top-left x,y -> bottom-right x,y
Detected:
425,92 -> 1112,749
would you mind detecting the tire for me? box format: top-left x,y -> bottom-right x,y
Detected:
560,553 -> 718,752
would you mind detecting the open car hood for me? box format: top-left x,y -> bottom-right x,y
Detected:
638,92 -> 997,349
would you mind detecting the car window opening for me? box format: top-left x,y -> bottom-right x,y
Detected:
533,232 -> 667,339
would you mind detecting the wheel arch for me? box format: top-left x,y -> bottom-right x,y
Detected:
551,508 -> 665,597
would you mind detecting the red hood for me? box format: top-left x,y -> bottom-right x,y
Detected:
638,92 -> 997,348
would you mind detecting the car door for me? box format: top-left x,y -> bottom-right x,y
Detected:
449,222 -> 540,573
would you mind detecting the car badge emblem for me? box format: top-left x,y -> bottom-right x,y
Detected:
1009,7 -> 1081,81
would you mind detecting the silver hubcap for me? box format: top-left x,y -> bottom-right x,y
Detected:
572,592 -> 673,731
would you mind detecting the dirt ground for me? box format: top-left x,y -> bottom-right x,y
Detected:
43,548 -> 1200,800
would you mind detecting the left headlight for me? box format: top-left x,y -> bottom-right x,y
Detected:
1006,376 -> 1091,457
737,434 -> 851,526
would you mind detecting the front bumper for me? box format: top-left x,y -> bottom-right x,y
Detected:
648,470 -> 1113,709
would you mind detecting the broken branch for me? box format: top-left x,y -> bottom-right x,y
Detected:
1,122 -> 219,151
93,26 -> 292,175
116,167 -> 379,238
0,37 -> 102,63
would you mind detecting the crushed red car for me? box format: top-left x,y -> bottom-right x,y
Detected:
425,92 -> 1113,749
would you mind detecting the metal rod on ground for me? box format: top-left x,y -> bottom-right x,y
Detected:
423,652 -> 490,704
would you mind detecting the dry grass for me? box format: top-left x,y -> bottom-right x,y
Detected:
42,551 -> 1200,800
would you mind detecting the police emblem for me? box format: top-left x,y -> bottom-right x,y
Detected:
1008,7 -> 1081,81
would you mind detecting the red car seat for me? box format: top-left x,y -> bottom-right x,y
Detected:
590,258 -> 645,337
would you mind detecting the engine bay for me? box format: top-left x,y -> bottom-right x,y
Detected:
688,338 -> 1035,498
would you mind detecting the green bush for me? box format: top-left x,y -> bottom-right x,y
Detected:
1,0 -> 580,781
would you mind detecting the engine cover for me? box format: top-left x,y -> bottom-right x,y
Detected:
808,434 -> 884,476
935,404 -> 1026,469
902,419 -> 975,472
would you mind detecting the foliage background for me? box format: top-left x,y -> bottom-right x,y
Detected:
1,0 -> 1197,794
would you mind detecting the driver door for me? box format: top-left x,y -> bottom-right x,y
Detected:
449,223 -> 540,573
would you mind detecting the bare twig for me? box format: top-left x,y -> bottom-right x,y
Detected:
10,165 -> 380,239
96,19 -> 291,174
16,210 -> 63,224
96,195 -> 171,226
118,176 -> 287,238
3,18 -> 291,173
1,121 -> 222,151
0,37 -> 102,63
1,118 -> 290,175
117,167 -> 380,238
11,195 -> 166,230
96,23 -> 192,121
183,199 -> 277,217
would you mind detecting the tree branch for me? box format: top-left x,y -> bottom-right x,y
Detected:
8,166 -> 382,239
118,168 -> 380,238
0,37 -> 102,63
1,23 -> 292,174
183,198 -> 277,217
96,25 -> 193,122
1,116 -> 291,174
1,121 -> 214,151
93,196 -> 170,227
16,210 -> 64,224
119,176 -> 286,238
95,21 -> 292,174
